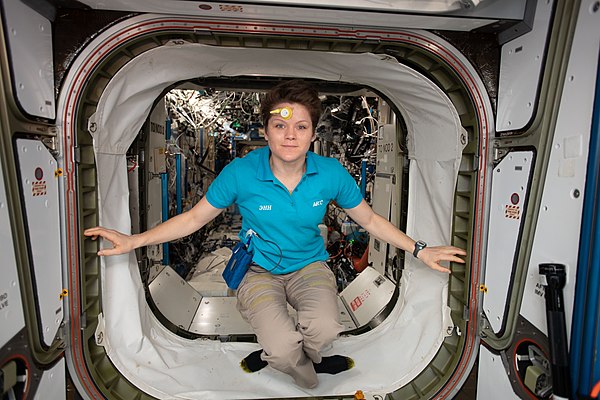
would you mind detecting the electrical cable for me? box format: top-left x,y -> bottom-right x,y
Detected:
251,230 -> 283,273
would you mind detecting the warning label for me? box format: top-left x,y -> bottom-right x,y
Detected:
32,180 -> 47,197
505,204 -> 520,219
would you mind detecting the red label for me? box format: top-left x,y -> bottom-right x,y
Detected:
351,297 -> 362,311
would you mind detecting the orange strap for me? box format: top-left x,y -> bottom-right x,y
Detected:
592,380 -> 600,398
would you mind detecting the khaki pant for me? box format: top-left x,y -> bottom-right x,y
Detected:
236,261 -> 343,388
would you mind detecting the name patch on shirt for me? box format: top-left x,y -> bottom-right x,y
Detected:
312,200 -> 324,207
258,204 -> 272,211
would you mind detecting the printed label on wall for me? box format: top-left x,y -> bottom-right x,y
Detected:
505,204 -> 520,219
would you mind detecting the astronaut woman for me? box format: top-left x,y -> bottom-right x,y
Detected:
84,79 -> 465,389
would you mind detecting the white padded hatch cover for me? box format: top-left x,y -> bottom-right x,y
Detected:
88,42 -> 465,398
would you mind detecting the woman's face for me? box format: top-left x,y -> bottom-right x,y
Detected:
264,102 -> 315,166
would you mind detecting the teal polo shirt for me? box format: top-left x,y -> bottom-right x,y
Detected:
206,146 -> 363,274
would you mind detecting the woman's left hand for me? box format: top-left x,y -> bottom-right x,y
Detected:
416,246 -> 466,273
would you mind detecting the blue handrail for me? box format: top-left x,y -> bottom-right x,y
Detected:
570,54 -> 600,399
176,153 -> 182,215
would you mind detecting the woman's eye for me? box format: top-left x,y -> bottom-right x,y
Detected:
274,123 -> 285,129
298,125 -> 308,130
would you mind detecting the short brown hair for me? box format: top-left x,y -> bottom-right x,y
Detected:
261,79 -> 322,129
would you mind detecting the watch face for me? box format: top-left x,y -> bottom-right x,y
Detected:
413,240 -> 427,257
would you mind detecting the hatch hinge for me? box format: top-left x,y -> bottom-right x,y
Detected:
492,141 -> 509,162
40,135 -> 58,156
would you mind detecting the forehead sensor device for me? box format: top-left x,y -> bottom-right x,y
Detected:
270,106 -> 293,120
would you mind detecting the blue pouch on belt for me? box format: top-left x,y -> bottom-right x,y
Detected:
222,234 -> 253,290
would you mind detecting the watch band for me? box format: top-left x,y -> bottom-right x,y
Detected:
413,240 -> 427,258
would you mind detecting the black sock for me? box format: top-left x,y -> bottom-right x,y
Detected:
313,355 -> 354,374
240,349 -> 268,373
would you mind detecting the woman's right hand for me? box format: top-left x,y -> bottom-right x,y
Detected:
84,227 -> 137,256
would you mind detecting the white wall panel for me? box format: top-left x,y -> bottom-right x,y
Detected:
16,139 -> 63,346
2,0 -> 55,119
497,0 -> 553,132
0,154 -> 25,348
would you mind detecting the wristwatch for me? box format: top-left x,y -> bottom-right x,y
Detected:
413,240 -> 427,258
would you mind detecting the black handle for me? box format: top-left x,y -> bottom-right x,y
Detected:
539,263 -> 571,397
